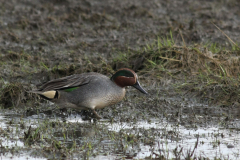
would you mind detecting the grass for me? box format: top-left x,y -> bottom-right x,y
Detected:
107,32 -> 240,111
111,32 -> 240,89
5,30 -> 239,89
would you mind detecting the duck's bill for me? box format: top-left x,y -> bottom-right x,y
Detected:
132,81 -> 148,94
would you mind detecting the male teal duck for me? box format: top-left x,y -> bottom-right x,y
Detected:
30,68 -> 147,119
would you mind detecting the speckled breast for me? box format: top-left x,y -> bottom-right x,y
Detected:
94,88 -> 126,109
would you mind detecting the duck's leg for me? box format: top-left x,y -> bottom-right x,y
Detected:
91,109 -> 102,119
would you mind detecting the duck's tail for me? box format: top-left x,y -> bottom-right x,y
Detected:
28,90 -> 58,100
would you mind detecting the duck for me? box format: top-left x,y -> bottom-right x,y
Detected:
29,68 -> 148,119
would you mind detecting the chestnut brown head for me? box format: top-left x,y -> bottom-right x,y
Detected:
111,68 -> 148,94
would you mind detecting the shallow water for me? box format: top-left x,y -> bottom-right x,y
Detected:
0,110 -> 239,159
0,114 -> 45,160
67,116 -> 240,159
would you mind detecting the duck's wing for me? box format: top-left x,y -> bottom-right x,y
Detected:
37,73 -> 98,91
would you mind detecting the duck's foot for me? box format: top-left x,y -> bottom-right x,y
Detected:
91,109 -> 102,119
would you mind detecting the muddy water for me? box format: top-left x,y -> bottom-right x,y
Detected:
0,114 -> 43,160
121,122 -> 240,159
78,118 -> 240,159
0,105 -> 239,160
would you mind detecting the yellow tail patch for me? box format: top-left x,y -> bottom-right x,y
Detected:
41,91 -> 56,99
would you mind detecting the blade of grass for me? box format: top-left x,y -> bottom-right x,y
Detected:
212,22 -> 240,50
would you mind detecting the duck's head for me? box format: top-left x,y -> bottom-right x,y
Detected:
110,68 -> 148,94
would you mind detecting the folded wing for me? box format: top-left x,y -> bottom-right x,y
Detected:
37,73 -> 94,91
